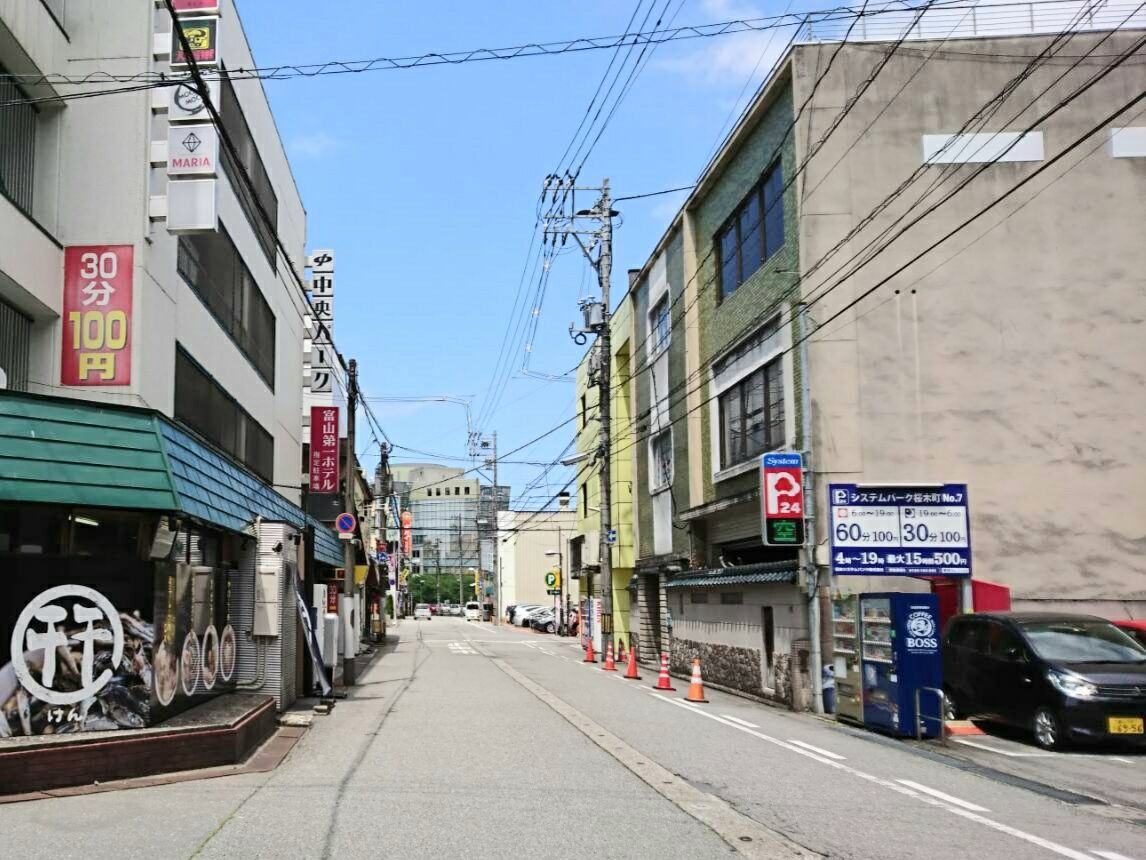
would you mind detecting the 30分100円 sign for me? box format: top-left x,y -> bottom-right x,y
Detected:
61,246 -> 133,386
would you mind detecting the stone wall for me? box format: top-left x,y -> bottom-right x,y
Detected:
671,637 -> 774,703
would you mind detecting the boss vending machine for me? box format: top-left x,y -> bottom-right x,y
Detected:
859,592 -> 943,738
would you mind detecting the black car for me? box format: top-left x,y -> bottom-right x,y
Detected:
943,612 -> 1146,749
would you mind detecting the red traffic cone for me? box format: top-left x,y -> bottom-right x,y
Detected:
583,639 -> 596,663
683,658 -> 709,703
651,653 -> 676,691
602,641 -> 617,671
623,646 -> 642,680
616,639 -> 627,663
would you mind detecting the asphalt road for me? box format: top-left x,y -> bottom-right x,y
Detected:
2,617 -> 1143,860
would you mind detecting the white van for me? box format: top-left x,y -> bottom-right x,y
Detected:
464,601 -> 482,621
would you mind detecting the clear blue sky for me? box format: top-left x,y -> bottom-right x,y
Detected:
238,0 -> 804,507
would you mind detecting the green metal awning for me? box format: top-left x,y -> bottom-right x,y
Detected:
665,561 -> 798,589
0,391 -> 343,566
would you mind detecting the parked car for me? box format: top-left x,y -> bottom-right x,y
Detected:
509,604 -> 541,625
943,612 -> 1146,749
464,601 -> 482,621
515,605 -> 548,627
1114,620 -> 1146,649
529,610 -> 557,634
414,603 -> 432,621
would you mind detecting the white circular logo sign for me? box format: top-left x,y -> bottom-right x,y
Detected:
10,585 -> 124,706
906,610 -> 936,639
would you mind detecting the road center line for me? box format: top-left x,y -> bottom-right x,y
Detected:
788,739 -> 846,760
649,694 -> 1096,860
896,780 -> 989,812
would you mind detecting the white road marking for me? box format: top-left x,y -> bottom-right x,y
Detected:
788,739 -> 846,760
650,694 -> 1097,860
896,780 -> 990,812
721,715 -> 760,728
1091,851 -> 1139,860
953,739 -> 1054,758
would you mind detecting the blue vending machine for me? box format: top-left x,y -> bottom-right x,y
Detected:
859,592 -> 943,738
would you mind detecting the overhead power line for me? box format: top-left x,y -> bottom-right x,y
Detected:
1,2 -> 971,90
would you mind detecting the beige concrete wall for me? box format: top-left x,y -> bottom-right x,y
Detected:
792,34 -> 1146,608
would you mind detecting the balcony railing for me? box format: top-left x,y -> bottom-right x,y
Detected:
800,0 -> 1146,43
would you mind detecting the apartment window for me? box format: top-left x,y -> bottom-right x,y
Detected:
0,63 -> 37,216
650,295 -> 670,355
0,297 -> 31,392
175,346 -> 274,482
427,490 -> 432,498
716,162 -> 784,300
580,394 -> 588,429
465,487 -> 470,495
177,223 -> 276,387
690,592 -> 708,604
580,483 -> 588,511
719,357 -> 784,469
220,74 -> 278,269
650,430 -> 673,491
721,591 -> 744,605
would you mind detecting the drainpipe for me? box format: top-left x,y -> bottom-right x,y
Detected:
799,302 -> 824,715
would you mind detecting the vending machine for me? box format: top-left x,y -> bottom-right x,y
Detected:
859,592 -> 943,738
831,594 -> 864,723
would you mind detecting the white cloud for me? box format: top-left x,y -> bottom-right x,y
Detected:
289,131 -> 341,159
655,0 -> 798,86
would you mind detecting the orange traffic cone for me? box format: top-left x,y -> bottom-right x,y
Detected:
583,639 -> 596,663
602,641 -> 617,671
616,639 -> 627,663
623,646 -> 642,680
683,658 -> 709,703
651,653 -> 676,691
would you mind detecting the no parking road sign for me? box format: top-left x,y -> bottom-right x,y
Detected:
336,512 -> 357,539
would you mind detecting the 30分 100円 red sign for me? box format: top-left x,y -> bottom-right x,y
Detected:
62,246 -> 133,386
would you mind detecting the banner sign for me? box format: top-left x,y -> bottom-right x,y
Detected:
172,0 -> 220,12
309,406 -> 340,493
62,246 -> 133,386
828,483 -> 972,577
171,18 -> 219,69
294,574 -> 332,697
400,511 -> 412,556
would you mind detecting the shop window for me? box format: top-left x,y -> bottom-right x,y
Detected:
177,223 -> 276,387
174,346 -> 275,482
219,73 -> 279,269
721,591 -> 744,605
69,510 -> 143,559
690,592 -> 708,604
715,161 -> 784,300
0,507 -> 64,555
0,61 -> 37,217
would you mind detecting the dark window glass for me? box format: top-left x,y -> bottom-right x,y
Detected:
219,74 -> 278,269
0,62 -> 37,216
719,357 -> 785,468
178,223 -> 276,387
0,297 -> 31,392
650,296 -> 670,353
763,606 -> 775,668
986,622 -> 1026,660
721,592 -> 744,605
175,346 -> 275,482
690,592 -> 708,604
717,161 -> 785,299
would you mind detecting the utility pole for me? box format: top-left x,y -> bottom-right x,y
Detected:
487,432 -> 500,624
548,176 -> 616,659
343,358 -> 359,685
798,305 -> 824,715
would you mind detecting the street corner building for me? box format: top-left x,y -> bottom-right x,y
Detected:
0,0 -> 347,791
575,4 -> 1146,710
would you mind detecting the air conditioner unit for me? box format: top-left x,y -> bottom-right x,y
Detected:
582,532 -> 600,567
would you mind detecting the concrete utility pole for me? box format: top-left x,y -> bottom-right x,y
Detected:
490,432 -> 500,623
596,179 -> 614,659
546,176 -> 617,657
344,358 -> 359,685
797,305 -> 824,715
